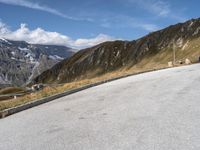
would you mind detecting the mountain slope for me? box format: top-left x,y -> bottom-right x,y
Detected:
0,39 -> 75,86
32,18 -> 200,84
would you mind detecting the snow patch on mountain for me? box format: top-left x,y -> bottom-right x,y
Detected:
0,39 -> 74,86
18,47 -> 30,51
49,55 -> 64,60
11,51 -> 15,55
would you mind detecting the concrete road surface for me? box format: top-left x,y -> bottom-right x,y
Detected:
1,64 -> 200,150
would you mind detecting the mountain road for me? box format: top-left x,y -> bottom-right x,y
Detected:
0,64 -> 200,150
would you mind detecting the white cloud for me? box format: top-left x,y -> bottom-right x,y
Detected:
127,0 -> 186,21
140,24 -> 158,31
74,34 -> 116,48
0,21 -> 9,34
100,15 -> 159,31
0,21 -> 116,49
146,0 -> 170,17
0,0 -> 91,21
128,0 -> 170,17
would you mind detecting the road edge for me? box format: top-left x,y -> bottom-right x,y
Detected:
0,65 -> 187,119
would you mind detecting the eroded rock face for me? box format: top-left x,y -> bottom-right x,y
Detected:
32,18 -> 200,84
0,39 -> 75,86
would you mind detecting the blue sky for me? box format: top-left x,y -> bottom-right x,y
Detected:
0,0 -> 199,48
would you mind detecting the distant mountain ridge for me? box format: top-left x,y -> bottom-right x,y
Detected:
31,18 -> 200,85
0,38 -> 75,86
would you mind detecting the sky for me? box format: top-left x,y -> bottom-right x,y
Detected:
0,0 -> 199,49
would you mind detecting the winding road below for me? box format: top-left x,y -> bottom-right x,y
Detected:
1,64 -> 200,150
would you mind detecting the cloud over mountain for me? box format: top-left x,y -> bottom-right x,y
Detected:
0,21 -> 116,49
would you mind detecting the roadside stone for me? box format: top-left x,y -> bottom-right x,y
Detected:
168,61 -> 173,67
185,58 -> 191,65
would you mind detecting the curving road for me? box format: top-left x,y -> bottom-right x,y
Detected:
1,64 -> 200,150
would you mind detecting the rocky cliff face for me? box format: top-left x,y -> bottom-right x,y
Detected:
31,18 -> 200,84
0,39 -> 74,86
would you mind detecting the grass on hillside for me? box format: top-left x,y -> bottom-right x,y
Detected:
0,40 -> 200,111
0,63 -> 174,111
0,87 -> 26,95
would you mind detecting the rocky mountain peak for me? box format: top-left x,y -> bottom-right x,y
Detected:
31,18 -> 200,85
0,39 -> 75,86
